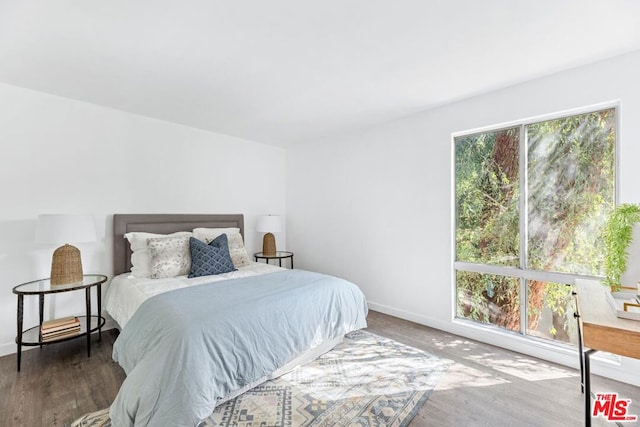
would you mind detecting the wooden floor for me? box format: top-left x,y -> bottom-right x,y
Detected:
1,311 -> 638,426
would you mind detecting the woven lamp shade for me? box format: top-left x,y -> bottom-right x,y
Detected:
36,214 -> 96,286
50,244 -> 84,285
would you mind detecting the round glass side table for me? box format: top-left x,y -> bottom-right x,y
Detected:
12,274 -> 107,371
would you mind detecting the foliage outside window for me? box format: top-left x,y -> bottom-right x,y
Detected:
454,108 -> 616,344
603,203 -> 640,290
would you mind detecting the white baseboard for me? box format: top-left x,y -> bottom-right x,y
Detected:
0,319 -> 118,358
367,301 -> 640,388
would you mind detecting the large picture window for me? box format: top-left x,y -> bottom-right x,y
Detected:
454,107 -> 616,345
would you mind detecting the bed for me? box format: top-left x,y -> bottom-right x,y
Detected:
105,214 -> 368,427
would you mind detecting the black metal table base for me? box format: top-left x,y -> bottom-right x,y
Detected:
583,349 -> 597,427
14,277 -> 105,372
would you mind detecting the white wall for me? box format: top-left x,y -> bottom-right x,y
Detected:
0,82 -> 286,356
287,50 -> 640,386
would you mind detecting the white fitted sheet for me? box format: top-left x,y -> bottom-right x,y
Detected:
105,262 -> 284,329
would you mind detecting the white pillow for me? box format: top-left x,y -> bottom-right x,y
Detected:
124,231 -> 192,277
192,227 -> 251,268
192,227 -> 239,240
147,235 -> 191,279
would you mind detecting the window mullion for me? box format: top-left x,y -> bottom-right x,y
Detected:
519,125 -> 528,335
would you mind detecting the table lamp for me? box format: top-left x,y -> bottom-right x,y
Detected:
36,214 -> 97,285
256,215 -> 282,256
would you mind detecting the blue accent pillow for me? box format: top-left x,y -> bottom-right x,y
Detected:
188,235 -> 237,278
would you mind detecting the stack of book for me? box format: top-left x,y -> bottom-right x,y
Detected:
41,316 -> 80,342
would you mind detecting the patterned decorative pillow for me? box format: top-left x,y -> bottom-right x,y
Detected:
147,235 -> 192,279
193,227 -> 251,268
125,231 -> 192,277
189,235 -> 236,278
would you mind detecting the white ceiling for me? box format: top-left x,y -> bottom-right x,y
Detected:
1,1 -> 640,147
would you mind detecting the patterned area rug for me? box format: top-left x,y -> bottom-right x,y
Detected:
71,330 -> 451,427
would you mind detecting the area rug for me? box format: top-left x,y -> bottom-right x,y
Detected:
70,330 -> 451,427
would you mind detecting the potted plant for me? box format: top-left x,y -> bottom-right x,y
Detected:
603,203 -> 640,291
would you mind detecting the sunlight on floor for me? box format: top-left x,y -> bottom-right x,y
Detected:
429,334 -> 579,382
434,362 -> 511,390
431,338 -> 479,352
465,353 -> 579,381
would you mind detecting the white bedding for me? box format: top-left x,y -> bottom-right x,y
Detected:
105,261 -> 284,329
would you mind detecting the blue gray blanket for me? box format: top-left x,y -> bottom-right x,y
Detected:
109,269 -> 368,426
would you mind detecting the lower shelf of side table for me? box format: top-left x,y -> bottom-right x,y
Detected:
18,315 -> 105,346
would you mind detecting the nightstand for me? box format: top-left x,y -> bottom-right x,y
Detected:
12,274 -> 107,371
254,251 -> 294,269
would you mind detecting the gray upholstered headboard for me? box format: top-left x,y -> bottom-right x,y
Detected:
113,214 -> 244,276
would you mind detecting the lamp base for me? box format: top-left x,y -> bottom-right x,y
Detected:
50,244 -> 84,285
262,233 -> 276,256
